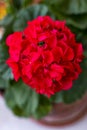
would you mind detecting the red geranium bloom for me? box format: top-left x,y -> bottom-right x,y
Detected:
6,16 -> 83,97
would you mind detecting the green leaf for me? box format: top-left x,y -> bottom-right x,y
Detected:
5,80 -> 52,118
6,0 -> 22,13
0,77 -> 9,89
44,0 -> 87,29
0,14 -> 14,27
66,14 -> 87,29
76,29 -> 87,48
0,43 -> 8,74
13,4 -> 54,31
44,0 -> 87,15
5,80 -> 39,117
65,0 -> 87,14
21,0 -> 33,7
34,95 -> 52,119
0,15 -> 15,42
13,9 -> 29,31
0,43 -> 13,89
50,92 -> 63,103
11,0 -> 22,10
2,68 -> 13,80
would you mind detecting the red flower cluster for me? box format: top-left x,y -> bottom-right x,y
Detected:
6,16 -> 83,97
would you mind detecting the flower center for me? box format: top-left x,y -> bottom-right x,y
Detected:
52,79 -> 56,83
22,33 -> 26,39
38,41 -> 45,46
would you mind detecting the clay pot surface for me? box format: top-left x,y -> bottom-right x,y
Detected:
35,93 -> 87,126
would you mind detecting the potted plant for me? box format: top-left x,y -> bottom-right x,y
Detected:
0,0 -> 87,126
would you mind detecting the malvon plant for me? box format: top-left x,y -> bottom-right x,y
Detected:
0,2 -> 87,120
6,16 -> 83,97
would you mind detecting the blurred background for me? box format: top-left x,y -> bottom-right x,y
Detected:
0,0 -> 87,130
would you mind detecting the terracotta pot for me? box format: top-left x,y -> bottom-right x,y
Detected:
35,93 -> 87,126
0,88 -> 87,126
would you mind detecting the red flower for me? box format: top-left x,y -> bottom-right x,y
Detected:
6,16 -> 83,97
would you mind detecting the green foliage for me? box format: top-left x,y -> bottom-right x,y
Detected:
22,0 -> 33,7
0,77 -> 9,89
6,0 -> 33,13
44,0 -> 87,29
44,0 -> 87,15
5,80 -> 52,118
50,92 -> 63,103
0,43 -> 12,89
0,14 -> 15,42
5,80 -> 38,117
34,95 -> 52,119
6,0 -> 22,13
13,4 -> 52,31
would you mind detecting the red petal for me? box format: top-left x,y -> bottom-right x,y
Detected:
64,47 -> 74,61
62,78 -> 73,90
6,58 -> 20,81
